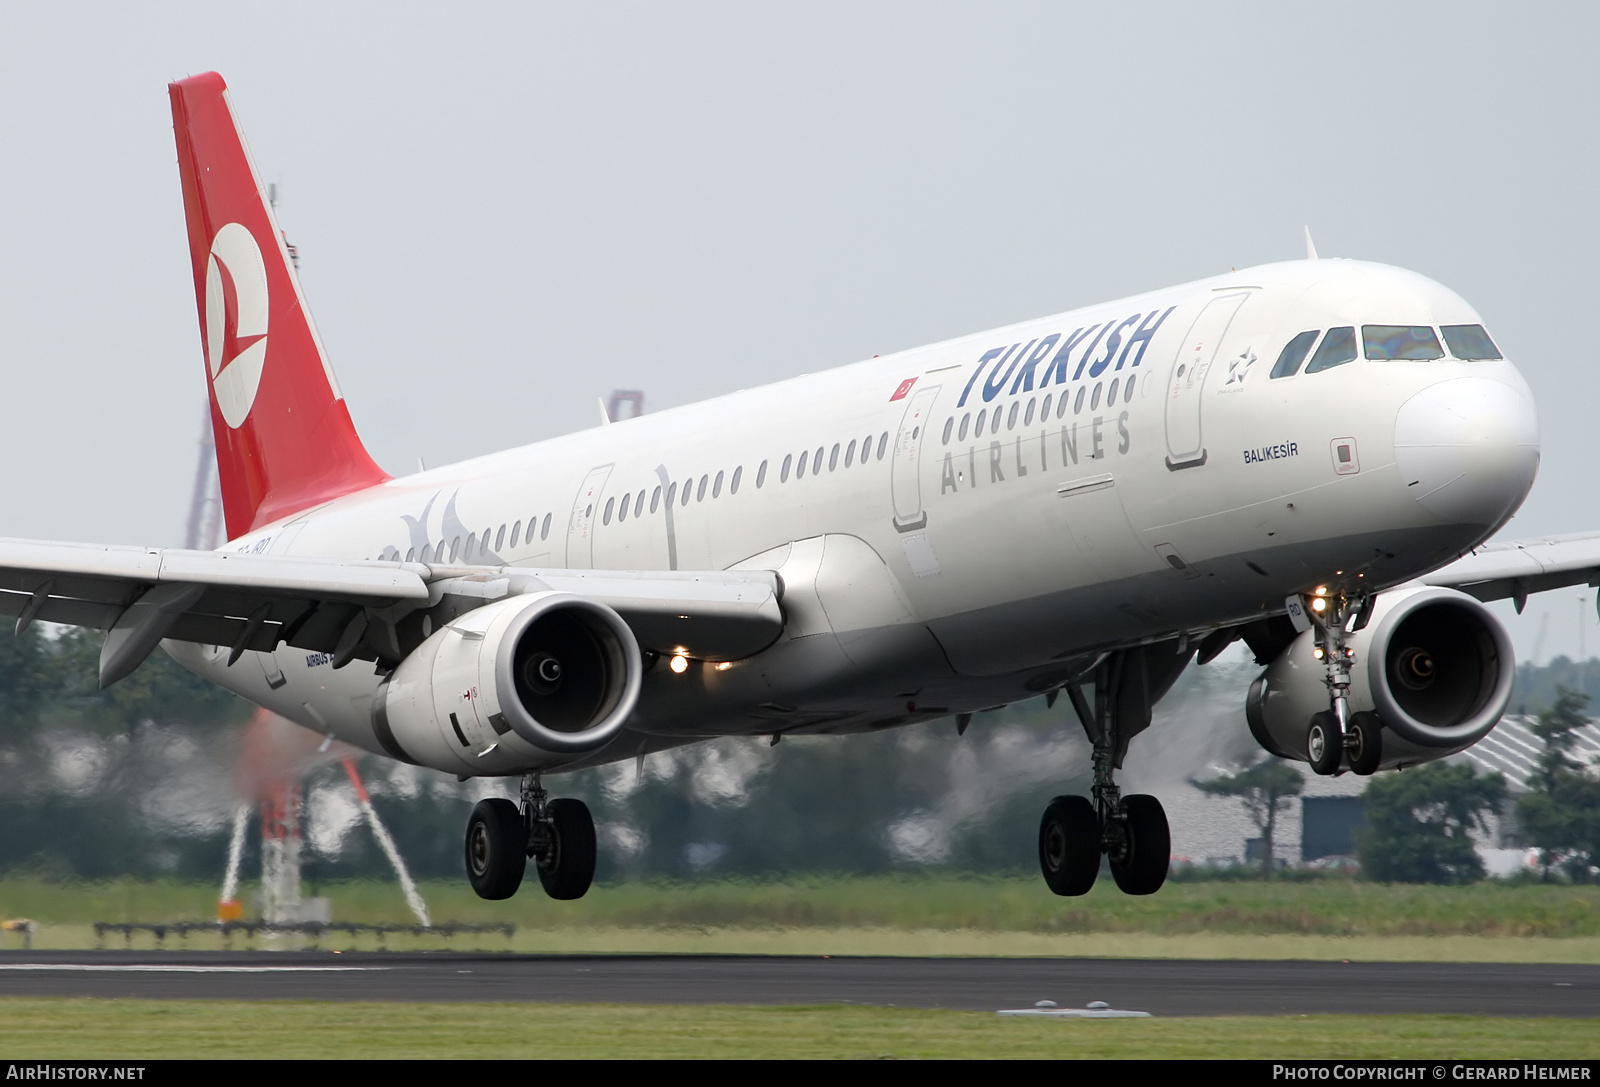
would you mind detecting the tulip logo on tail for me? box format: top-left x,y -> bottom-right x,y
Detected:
205,222 -> 269,428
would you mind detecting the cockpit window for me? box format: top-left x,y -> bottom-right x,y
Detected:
1270,330 -> 1320,379
1363,325 -> 1444,360
1441,324 -> 1504,360
1304,326 -> 1357,373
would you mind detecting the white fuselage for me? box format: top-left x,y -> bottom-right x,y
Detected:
167,258 -> 1540,777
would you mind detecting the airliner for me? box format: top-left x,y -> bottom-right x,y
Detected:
1,72 -> 1587,902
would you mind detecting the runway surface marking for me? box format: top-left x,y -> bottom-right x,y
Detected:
0,964 -> 387,973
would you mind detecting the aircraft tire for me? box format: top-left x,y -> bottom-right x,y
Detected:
465,797 -> 527,900
1307,711 -> 1343,776
537,798 -> 597,901
1038,795 -> 1100,896
1349,711 -> 1383,776
1110,794 -> 1170,896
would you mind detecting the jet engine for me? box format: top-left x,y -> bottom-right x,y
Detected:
1245,586 -> 1513,771
373,592 -> 642,772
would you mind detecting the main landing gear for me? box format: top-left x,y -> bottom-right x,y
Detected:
465,773 -> 596,901
1303,590 -> 1383,777
1039,643 -> 1190,897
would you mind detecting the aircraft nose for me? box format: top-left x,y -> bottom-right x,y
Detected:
1393,377 -> 1540,528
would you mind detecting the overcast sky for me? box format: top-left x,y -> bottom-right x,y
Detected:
0,3 -> 1596,662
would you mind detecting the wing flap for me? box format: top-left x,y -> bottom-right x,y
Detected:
1421,533 -> 1600,604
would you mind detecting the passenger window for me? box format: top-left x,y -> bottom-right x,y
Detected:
617,495 -> 628,522
1441,324 -> 1503,360
1364,325 -> 1444,360
602,499 -> 614,525
878,432 -> 889,458
1024,398 -> 1036,426
450,536 -> 462,562
815,445 -> 825,469
467,532 -> 478,556
1124,374 -> 1136,402
510,521 -> 521,548
1074,385 -> 1086,413
1007,402 -> 1019,429
683,478 -> 695,505
405,547 -> 415,562
958,414 -> 970,441
862,433 -> 874,460
713,470 -> 724,498
797,451 -> 808,478
781,454 -> 792,482
635,489 -> 646,516
1305,326 -> 1357,373
495,525 -> 506,550
667,481 -> 678,507
845,440 -> 857,467
1107,377 -> 1120,404
1058,392 -> 1070,419
757,460 -> 768,488
990,411 -> 1002,436
731,467 -> 742,494
649,487 -> 661,513
541,513 -> 552,540
1270,329 -> 1320,378
1091,383 -> 1102,410
829,443 -> 840,470
941,418 -> 952,444
974,408 -> 987,436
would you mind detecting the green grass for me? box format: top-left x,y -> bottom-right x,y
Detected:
6,875 -> 1600,959
5,874 -> 1598,934
0,1000 -> 1594,1059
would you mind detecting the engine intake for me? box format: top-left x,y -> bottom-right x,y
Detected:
377,592 -> 642,773
1246,586 -> 1513,769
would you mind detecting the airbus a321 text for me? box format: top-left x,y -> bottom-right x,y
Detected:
3,73 -> 1588,900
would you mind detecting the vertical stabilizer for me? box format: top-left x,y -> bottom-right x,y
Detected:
169,72 -> 389,540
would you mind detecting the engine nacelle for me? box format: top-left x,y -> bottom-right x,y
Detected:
1246,586 -> 1514,771
373,592 -> 641,774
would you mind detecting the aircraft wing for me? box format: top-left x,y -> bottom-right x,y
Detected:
1418,532 -> 1600,610
0,538 -> 784,686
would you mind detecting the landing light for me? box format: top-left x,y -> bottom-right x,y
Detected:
1310,597 -> 1328,613
669,655 -> 689,674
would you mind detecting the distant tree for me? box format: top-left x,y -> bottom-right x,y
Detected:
0,625 -> 54,741
1518,686 -> 1600,882
1195,759 -> 1304,875
1531,687 -> 1589,789
1357,762 -> 1506,884
46,628 -> 252,732
1510,656 -> 1600,718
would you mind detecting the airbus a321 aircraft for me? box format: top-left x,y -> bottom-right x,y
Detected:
2,72 -> 1588,902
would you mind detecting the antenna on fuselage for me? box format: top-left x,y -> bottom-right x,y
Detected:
1303,226 -> 1319,261
604,389 -> 645,423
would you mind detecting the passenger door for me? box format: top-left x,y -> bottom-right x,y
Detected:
565,465 -> 612,568
1164,293 -> 1249,470
891,385 -> 941,531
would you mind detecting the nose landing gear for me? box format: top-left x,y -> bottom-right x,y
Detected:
464,773 -> 597,901
1303,590 -> 1384,777
1038,644 -> 1190,897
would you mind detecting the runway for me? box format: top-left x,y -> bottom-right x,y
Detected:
0,953 -> 1594,1016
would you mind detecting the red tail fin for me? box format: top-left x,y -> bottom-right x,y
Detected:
169,73 -> 389,540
